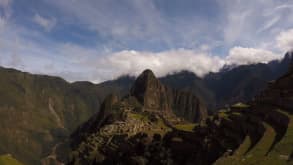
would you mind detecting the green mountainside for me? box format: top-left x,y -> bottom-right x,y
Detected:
0,67 -> 118,165
0,154 -> 25,165
68,69 -> 208,165
0,67 -> 206,165
0,52 -> 292,165
161,52 -> 293,110
67,63 -> 293,164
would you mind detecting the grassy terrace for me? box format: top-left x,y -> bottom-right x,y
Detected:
174,123 -> 197,132
128,112 -> 149,121
0,154 -> 24,165
215,109 -> 293,165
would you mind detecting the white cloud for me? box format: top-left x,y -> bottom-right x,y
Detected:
219,0 -> 293,47
0,22 -> 286,83
0,0 -> 11,31
33,14 -> 56,31
1,0 -> 292,83
223,9 -> 251,44
95,50 -> 225,80
276,28 -> 293,52
0,17 -> 6,31
44,0 -> 166,40
226,47 -> 282,65
43,0 -> 216,50
257,15 -> 280,33
0,0 -> 11,8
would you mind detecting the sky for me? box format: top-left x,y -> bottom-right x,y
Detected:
0,0 -> 293,82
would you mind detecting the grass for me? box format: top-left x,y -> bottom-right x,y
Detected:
0,154 -> 24,165
0,67 -> 103,165
235,136 -> 252,156
128,112 -> 149,121
174,123 -> 197,132
215,109 -> 293,165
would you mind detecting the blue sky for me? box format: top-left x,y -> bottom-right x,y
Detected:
0,0 -> 293,82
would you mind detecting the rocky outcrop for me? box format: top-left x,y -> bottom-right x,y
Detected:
68,65 -> 293,165
70,94 -> 120,147
68,69 -> 208,164
131,69 -> 207,122
172,90 -> 207,122
71,69 -> 208,144
131,69 -> 172,112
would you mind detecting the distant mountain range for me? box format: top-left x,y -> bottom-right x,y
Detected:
103,51 -> 293,111
0,52 -> 292,165
68,54 -> 293,165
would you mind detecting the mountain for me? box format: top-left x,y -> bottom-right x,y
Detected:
160,71 -> 214,110
0,52 -> 292,165
68,69 -> 208,164
0,67 -> 127,165
130,69 -> 172,112
69,52 -> 291,114
67,60 -> 293,165
130,69 -> 207,122
159,52 -> 293,110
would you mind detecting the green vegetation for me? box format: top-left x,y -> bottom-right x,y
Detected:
0,154 -> 25,165
215,109 -> 293,165
0,67 -> 107,165
174,123 -> 197,132
128,112 -> 149,122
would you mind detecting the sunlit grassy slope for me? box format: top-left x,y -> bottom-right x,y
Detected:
0,154 -> 25,165
215,110 -> 293,165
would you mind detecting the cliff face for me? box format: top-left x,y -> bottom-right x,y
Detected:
172,90 -> 207,122
68,69 -> 209,164
131,69 -> 172,111
69,66 -> 293,165
130,69 -> 207,122
0,67 -> 105,165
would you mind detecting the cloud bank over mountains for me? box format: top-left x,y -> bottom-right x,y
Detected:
96,45 -> 284,82
0,0 -> 292,82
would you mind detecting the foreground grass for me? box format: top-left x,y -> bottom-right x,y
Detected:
0,154 -> 24,165
215,109 -> 293,165
174,123 -> 197,132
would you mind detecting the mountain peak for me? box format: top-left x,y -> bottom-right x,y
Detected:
284,51 -> 293,61
131,69 -> 158,92
139,69 -> 157,80
130,69 -> 170,111
132,69 -> 158,89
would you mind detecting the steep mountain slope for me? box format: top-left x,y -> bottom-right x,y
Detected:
160,71 -> 214,110
68,63 -> 293,165
0,154 -> 25,165
0,52 -> 291,165
204,63 -> 274,108
0,67 -> 128,165
214,62 -> 293,165
68,69 -> 208,164
166,62 -> 293,164
162,52 -> 293,110
130,69 -> 207,122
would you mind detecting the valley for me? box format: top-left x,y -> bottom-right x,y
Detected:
0,53 -> 292,165
67,57 -> 293,164
1,1 -> 293,164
